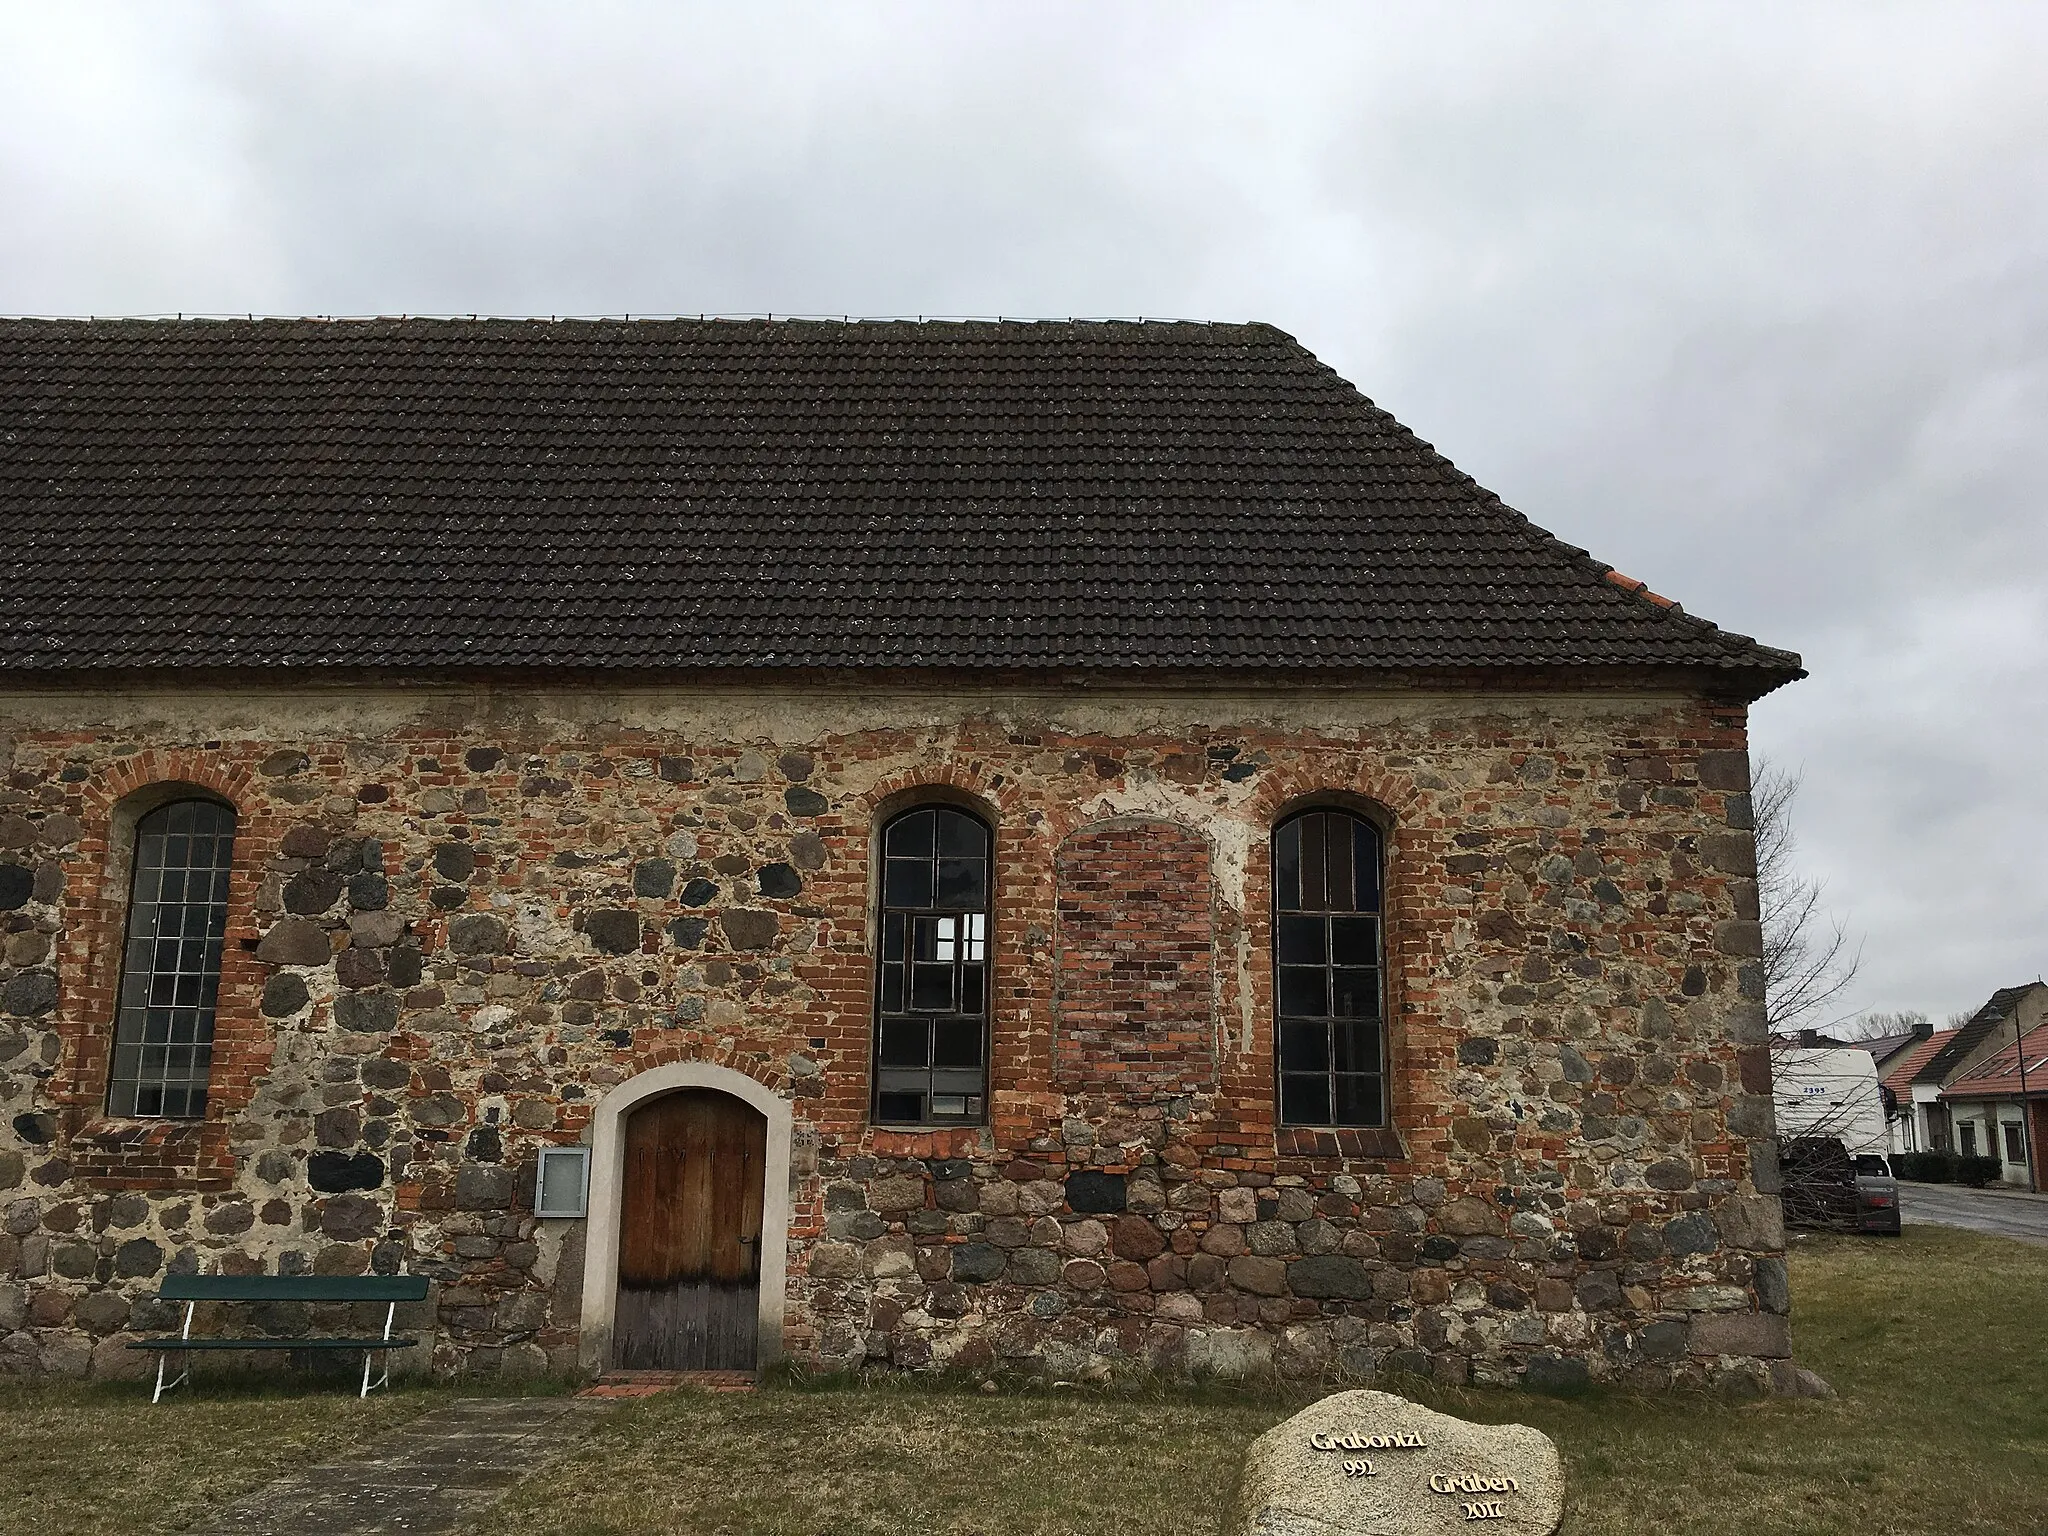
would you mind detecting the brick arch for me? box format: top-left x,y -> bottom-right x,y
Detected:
856,761 -> 1020,828
1052,815 -> 1217,1096
1239,763 -> 1422,831
80,749 -> 258,820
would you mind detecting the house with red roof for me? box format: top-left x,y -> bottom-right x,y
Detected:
1880,1028 -> 1957,1156
1940,1012 -> 2048,1191
1881,983 -> 2047,1188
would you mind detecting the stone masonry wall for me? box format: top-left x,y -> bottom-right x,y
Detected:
0,681 -> 1791,1393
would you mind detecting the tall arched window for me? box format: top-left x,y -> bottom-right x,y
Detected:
1273,808 -> 1386,1127
108,798 -> 237,1119
873,805 -> 991,1126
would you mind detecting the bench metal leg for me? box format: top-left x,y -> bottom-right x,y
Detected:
359,1349 -> 396,1398
150,1301 -> 197,1404
151,1352 -> 191,1405
359,1300 -> 398,1399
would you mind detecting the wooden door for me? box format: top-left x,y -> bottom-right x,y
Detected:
614,1090 -> 766,1370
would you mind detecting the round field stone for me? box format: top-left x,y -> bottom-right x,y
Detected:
1235,1389 -> 1563,1536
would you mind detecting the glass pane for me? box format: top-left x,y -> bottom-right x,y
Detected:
912,915 -> 946,961
1325,817 -> 1354,913
884,858 -> 933,909
1332,1019 -> 1381,1074
959,964 -> 984,1016
937,810 -> 986,856
881,910 -> 906,961
1331,968 -> 1379,1019
538,1151 -> 586,1214
930,1095 -> 969,1117
879,1018 -> 930,1067
1298,814 -> 1327,911
1276,915 -> 1326,965
1278,966 -> 1327,1018
1334,1075 -> 1383,1127
1274,818 -> 1301,912
1279,1020 -> 1327,1073
936,858 -> 986,908
880,962 -> 904,1013
965,913 -> 986,961
1329,915 -> 1378,967
878,1092 -> 924,1124
1353,820 -> 1382,912
933,1019 -> 983,1067
1280,1073 -> 1330,1126
911,963 -> 955,1011
886,809 -> 934,857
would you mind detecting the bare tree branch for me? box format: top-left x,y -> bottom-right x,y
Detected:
1754,758 -> 1861,1034
1833,1009 -> 1928,1043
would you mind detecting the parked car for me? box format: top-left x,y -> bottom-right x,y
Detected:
1782,1138 -> 1900,1235
1852,1153 -> 1903,1236
1781,1137 -> 1859,1231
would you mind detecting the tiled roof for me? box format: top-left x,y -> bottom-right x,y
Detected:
1942,1022 -> 2048,1100
1880,1032 -> 1955,1097
1913,985 -> 2046,1086
0,318 -> 1805,687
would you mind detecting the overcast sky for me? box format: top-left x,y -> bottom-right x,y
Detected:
3,2 -> 2042,1023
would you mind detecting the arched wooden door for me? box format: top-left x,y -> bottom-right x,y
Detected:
614,1089 -> 766,1370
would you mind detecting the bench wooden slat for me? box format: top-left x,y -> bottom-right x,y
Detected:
155,1275 -> 431,1303
128,1337 -> 420,1352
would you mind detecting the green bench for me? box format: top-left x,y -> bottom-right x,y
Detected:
127,1274 -> 431,1403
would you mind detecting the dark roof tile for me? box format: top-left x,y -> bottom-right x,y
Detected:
0,317 -> 1802,689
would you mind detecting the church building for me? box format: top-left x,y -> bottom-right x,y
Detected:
0,318 -> 1803,1392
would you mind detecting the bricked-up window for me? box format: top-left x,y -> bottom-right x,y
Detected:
1274,809 -> 1386,1127
107,799 -> 237,1119
874,806 -> 991,1125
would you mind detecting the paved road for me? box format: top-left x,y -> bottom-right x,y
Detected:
1899,1181 -> 2048,1247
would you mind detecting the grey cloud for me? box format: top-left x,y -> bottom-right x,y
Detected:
1,0 -> 2043,1015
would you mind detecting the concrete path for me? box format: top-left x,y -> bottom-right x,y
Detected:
191,1395 -> 614,1535
1899,1181 -> 2048,1247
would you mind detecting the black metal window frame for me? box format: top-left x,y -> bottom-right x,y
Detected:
1272,807 -> 1388,1129
107,797 -> 238,1120
871,805 -> 993,1127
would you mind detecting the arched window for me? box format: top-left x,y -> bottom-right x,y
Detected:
1273,808 -> 1386,1127
873,805 -> 991,1126
107,799 -> 237,1119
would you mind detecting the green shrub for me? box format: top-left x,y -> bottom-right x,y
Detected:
1895,1151 -> 1954,1183
1955,1155 -> 2004,1188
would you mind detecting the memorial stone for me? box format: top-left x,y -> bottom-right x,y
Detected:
1234,1389 -> 1564,1536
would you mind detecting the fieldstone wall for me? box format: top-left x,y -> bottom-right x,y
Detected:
0,681 -> 1793,1393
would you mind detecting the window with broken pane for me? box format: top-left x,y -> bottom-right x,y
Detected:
1272,809 -> 1386,1128
107,799 -> 237,1119
873,806 -> 991,1125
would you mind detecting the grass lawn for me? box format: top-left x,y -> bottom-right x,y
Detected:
1,1225 -> 2041,1534
486,1226 -> 2048,1536
0,1375 -> 449,1535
